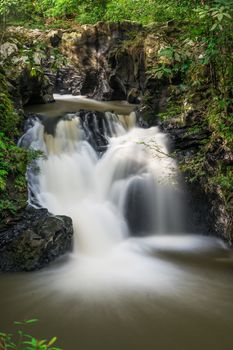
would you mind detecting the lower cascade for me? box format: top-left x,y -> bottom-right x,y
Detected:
21,97 -> 184,257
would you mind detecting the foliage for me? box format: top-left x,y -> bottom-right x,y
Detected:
181,145 -> 233,212
207,100 -> 233,143
33,0 -> 108,23
0,132 -> 26,217
148,45 -> 192,82
104,0 -> 201,24
0,92 -> 20,137
0,319 -> 62,350
0,69 -> 20,132
0,71 -> 24,212
0,0 -> 35,32
180,150 -> 206,183
0,70 -> 43,221
145,0 -> 232,147
1,0 -> 231,27
191,0 -> 233,100
0,131 -> 43,219
158,103 -> 183,122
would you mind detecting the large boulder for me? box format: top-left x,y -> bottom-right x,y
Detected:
0,207 -> 73,271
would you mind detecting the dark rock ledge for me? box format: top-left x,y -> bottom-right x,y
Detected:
0,207 -> 73,271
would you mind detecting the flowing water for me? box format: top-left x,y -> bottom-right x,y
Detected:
1,95 -> 233,350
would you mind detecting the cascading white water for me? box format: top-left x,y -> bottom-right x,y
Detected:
21,102 -> 183,258
2,97 -> 232,350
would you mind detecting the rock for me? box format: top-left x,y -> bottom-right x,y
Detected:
19,70 -> 54,105
48,30 -> 63,47
0,207 -> 73,271
127,88 -> 141,104
55,66 -> 83,95
33,51 -> 45,65
2,23 -> 162,105
55,22 -> 145,100
0,42 -> 18,61
161,107 -> 233,242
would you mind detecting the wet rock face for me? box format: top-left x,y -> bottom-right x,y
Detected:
0,207 -> 73,271
6,68 -> 54,109
185,176 -> 232,243
2,22 -> 161,107
55,22 -> 145,101
161,114 -> 233,243
19,70 -> 54,105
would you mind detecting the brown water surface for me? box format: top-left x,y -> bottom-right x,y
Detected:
0,236 -> 233,350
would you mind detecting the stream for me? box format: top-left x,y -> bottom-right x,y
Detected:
0,95 -> 233,350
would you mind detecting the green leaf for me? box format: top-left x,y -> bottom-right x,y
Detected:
4,343 -> 16,349
159,47 -> 174,59
38,340 -> 47,346
163,67 -> 172,73
211,23 -> 218,31
22,334 -> 33,339
174,52 -> 181,62
156,71 -> 163,79
47,337 -> 57,347
25,319 -> 39,324
30,67 -> 37,77
223,12 -> 232,18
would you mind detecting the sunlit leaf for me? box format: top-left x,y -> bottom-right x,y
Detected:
211,23 -> 218,31
217,13 -> 224,21
47,337 -> 57,347
25,319 -> 39,324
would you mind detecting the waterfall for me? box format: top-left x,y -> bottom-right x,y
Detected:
20,98 -> 184,257
1,99 -> 232,350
